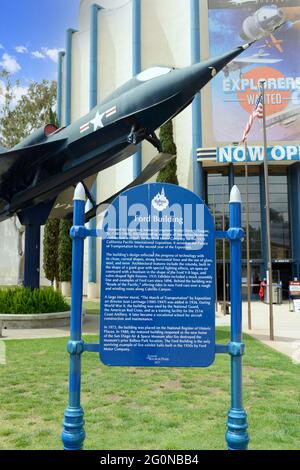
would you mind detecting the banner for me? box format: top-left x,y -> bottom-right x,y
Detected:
208,1 -> 300,143
217,144 -> 300,162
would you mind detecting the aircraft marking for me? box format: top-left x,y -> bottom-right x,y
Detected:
80,122 -> 90,133
80,106 -> 117,134
90,111 -> 105,131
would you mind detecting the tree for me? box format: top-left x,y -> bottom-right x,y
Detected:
43,219 -> 60,286
49,107 -> 59,128
1,70 -> 58,286
58,220 -> 72,283
0,70 -> 57,148
156,120 -> 178,185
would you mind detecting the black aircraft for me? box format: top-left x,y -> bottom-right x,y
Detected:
0,43 -> 251,226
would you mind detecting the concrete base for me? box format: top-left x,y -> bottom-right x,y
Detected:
87,283 -> 99,299
0,311 -> 86,329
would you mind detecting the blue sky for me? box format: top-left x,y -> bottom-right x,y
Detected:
0,0 -> 80,84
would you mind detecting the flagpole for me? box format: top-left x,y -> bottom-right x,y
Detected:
212,194 -> 218,314
259,79 -> 274,341
244,140 -> 252,330
222,184 -> 227,316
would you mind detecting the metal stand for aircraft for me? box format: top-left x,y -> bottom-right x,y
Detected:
17,200 -> 56,289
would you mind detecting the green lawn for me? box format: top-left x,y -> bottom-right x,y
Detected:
0,328 -> 299,450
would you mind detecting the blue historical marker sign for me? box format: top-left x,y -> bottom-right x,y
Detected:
99,183 -> 215,367
63,182 -> 249,450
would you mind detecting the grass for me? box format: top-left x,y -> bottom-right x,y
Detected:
0,328 -> 299,450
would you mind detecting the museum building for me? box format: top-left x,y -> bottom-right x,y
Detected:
1,0 -> 298,299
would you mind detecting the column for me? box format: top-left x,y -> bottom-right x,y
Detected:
132,0 -> 142,178
88,4 -> 102,298
57,51 -> 65,127
190,0 -> 204,198
64,28 -> 77,126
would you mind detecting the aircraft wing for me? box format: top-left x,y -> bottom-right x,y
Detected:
266,106 -> 300,128
49,174 -> 96,219
84,152 -> 175,223
233,57 -> 282,66
0,138 -> 67,182
49,152 -> 175,222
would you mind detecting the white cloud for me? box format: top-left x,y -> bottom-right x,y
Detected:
0,44 -> 4,50
32,51 -> 45,59
0,79 -> 28,110
15,45 -> 28,54
0,53 -> 21,74
41,47 -> 61,63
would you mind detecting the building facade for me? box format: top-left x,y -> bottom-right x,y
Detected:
1,0 -> 297,297
55,0 -> 300,300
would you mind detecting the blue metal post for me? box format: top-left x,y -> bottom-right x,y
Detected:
132,0 -> 142,178
190,0 -> 204,198
57,51 -> 65,127
65,28 -> 76,126
62,183 -> 86,450
88,4 -> 102,285
226,185 -> 249,450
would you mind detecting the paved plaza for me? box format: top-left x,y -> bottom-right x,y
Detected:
1,300 -> 299,361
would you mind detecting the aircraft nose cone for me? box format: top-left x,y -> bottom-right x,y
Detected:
184,43 -> 252,95
208,43 -> 251,74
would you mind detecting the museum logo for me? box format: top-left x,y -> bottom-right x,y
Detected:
151,188 -> 169,212
95,191 -> 206,251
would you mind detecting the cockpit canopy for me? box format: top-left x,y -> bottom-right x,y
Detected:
136,67 -> 173,82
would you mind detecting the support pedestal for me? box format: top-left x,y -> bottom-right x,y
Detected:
24,225 -> 41,289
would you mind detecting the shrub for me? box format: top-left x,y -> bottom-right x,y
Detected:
43,219 -> 60,284
58,220 -> 72,282
156,120 -> 179,185
0,287 -> 69,314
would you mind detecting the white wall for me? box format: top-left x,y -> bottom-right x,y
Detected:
140,0 -> 194,189
0,221 -> 49,287
0,219 -> 18,285
71,30 -> 90,122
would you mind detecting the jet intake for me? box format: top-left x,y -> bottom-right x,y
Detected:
13,124 -> 58,150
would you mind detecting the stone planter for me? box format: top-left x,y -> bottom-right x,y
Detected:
0,310 -> 86,329
61,282 -> 71,297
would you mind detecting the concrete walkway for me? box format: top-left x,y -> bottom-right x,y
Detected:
216,301 -> 300,360
1,301 -> 300,361
0,314 -> 99,340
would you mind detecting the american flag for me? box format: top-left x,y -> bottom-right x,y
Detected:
241,93 -> 264,144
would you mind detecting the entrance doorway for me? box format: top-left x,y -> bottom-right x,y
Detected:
241,263 -> 261,301
273,263 -> 292,300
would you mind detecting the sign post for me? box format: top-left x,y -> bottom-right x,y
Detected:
62,183 -> 86,451
62,182 -> 249,450
225,186 -> 249,450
